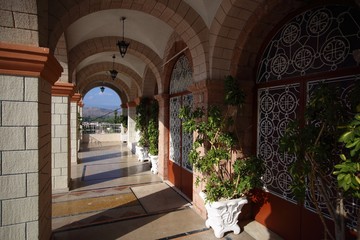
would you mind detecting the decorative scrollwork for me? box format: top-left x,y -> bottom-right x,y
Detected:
257,85 -> 300,202
169,55 -> 194,172
257,5 -> 360,83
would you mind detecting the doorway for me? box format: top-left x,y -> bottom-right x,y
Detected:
167,55 -> 194,200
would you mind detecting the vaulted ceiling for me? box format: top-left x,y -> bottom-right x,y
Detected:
50,0 -> 223,104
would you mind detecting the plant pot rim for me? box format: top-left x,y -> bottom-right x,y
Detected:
199,191 -> 248,206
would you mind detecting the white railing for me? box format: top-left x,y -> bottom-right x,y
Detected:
82,122 -> 122,134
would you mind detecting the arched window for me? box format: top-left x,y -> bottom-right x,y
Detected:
168,55 -> 194,199
256,4 -> 360,229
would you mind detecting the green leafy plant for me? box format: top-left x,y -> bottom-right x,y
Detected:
334,113 -> 360,238
118,115 -> 128,130
135,98 -> 150,147
280,83 -> 360,240
335,113 -> 360,197
179,75 -> 264,202
148,100 -> 159,155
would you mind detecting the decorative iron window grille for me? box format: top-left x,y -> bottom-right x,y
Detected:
169,55 -> 194,172
256,4 -> 360,230
257,84 -> 300,203
256,5 -> 360,83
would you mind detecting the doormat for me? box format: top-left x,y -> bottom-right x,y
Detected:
131,182 -> 191,214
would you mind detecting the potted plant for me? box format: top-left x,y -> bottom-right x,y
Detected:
135,98 -> 150,161
119,114 -> 128,142
280,83 -> 360,240
179,75 -> 265,238
119,114 -> 128,130
148,100 -> 159,174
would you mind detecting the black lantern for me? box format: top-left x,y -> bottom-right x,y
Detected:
100,86 -> 105,93
109,54 -> 118,80
117,17 -> 130,58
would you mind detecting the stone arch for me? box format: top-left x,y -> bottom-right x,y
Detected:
142,68 -> 157,97
231,0 -> 309,80
54,33 -> 69,82
77,75 -> 132,102
76,62 -> 142,94
162,39 -> 192,94
68,37 -> 162,92
48,0 -> 209,82
82,82 -> 128,107
209,0 -> 306,81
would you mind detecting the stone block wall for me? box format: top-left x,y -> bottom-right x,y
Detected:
0,75 -> 52,240
51,96 -> 70,191
70,102 -> 78,163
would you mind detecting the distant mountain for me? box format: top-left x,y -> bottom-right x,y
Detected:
84,104 -> 120,110
83,106 -> 121,119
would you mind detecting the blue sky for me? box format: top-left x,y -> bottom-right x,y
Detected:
83,87 -> 121,109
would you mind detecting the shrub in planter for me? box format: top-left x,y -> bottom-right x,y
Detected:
179,75 -> 265,238
280,83 -> 360,240
148,100 -> 159,174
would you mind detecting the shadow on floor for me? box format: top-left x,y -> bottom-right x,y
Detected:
52,182 -> 194,240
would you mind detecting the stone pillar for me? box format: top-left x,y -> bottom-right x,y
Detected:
78,101 -> 83,150
126,101 -> 137,153
0,43 -> 62,240
70,93 -> 81,164
154,94 -> 169,180
51,82 -> 74,192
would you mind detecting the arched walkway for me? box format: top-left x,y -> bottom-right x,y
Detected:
52,141 -> 280,240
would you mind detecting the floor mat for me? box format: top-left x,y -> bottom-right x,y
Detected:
131,182 -> 191,213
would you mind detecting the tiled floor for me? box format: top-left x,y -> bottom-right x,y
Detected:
51,141 -> 282,240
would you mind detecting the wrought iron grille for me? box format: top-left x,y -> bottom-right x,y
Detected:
169,96 -> 181,165
170,55 -> 193,94
181,94 -> 193,172
257,84 -> 300,202
305,77 -> 360,230
169,55 -> 194,172
256,4 -> 360,230
256,5 -> 360,83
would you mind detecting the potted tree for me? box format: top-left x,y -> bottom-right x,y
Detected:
135,98 -> 150,162
119,114 -> 128,142
148,100 -> 159,174
179,75 -> 265,238
280,83 -> 360,240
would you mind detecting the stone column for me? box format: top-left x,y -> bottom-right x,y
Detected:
70,93 -> 81,164
0,43 -> 62,240
154,94 -> 169,180
78,100 -> 83,150
126,101 -> 137,153
51,82 -> 74,192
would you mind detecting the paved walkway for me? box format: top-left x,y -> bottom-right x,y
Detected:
51,142 -> 282,240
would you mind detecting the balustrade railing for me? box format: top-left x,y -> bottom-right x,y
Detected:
82,122 -> 123,134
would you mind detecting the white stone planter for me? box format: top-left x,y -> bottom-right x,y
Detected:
149,154 -> 158,174
136,146 -> 149,162
120,133 -> 127,142
199,191 -> 248,238
135,145 -> 141,157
